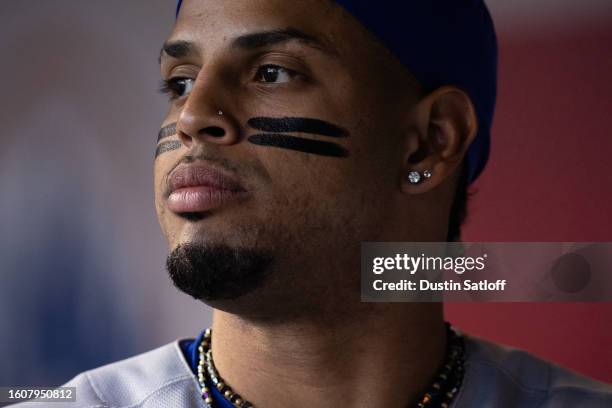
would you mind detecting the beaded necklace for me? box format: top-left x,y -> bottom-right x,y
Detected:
196,324 -> 464,408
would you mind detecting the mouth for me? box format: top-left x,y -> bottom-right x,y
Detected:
166,164 -> 249,216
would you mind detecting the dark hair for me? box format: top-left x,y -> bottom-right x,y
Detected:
446,164 -> 471,242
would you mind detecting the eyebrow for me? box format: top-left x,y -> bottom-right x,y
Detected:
159,28 -> 337,64
159,40 -> 194,63
232,28 -> 337,55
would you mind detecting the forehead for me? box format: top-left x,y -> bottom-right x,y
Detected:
170,0 -> 353,56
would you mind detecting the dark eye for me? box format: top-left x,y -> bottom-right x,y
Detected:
255,65 -> 296,84
160,77 -> 195,99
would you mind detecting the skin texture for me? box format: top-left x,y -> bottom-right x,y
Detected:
155,0 -> 478,406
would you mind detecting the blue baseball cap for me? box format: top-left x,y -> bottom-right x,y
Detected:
175,0 -> 498,184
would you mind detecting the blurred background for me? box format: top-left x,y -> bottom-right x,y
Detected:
1,0 -> 611,389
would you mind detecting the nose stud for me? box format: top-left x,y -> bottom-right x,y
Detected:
217,110 -> 224,116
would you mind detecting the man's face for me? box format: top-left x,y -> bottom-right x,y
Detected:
155,0 -> 421,313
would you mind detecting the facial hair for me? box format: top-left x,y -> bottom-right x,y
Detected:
166,243 -> 273,301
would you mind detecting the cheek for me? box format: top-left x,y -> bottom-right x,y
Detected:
153,162 -> 165,204
153,158 -> 174,232
259,155 -> 367,240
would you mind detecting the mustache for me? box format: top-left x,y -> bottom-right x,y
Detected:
154,116 -> 350,158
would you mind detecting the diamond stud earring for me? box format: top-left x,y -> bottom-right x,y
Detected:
408,170 -> 432,184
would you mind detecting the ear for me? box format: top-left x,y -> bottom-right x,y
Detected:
400,86 -> 478,194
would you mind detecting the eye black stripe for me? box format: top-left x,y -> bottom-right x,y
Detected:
155,140 -> 182,158
248,117 -> 348,138
158,123 -> 177,142
248,134 -> 349,158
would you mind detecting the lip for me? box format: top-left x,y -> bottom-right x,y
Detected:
166,164 -> 248,214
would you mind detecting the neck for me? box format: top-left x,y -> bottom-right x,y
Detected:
210,303 -> 446,408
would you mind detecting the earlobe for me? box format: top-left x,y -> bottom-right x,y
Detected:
400,86 -> 478,195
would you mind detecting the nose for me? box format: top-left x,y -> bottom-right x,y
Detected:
175,74 -> 241,149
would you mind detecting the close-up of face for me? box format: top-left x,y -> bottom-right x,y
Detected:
154,0 -> 468,318
7,0 -> 612,400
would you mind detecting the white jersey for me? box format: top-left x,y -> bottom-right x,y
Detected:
10,334 -> 612,407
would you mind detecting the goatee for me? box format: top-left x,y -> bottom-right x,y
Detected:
166,243 -> 273,301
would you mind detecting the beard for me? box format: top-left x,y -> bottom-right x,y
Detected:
166,243 -> 273,301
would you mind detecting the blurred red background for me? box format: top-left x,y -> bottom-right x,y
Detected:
449,26 -> 612,383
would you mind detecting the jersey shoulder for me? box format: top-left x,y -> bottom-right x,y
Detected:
456,333 -> 612,408
9,340 -> 203,408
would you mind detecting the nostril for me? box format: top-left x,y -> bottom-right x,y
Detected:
202,126 -> 225,138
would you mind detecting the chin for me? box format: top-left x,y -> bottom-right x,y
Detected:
170,221 -> 257,254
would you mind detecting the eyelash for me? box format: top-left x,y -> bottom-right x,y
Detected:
254,64 -> 299,83
159,64 -> 302,100
159,77 -> 190,100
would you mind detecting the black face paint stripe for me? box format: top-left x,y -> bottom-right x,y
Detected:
155,140 -> 182,158
158,123 -> 177,142
247,117 -> 348,138
248,134 -> 349,158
